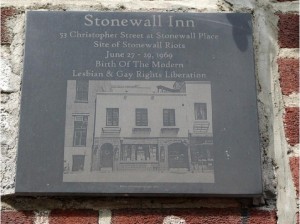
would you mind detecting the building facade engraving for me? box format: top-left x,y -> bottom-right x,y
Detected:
63,80 -> 214,183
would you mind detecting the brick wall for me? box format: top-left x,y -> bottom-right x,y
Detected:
1,208 -> 278,224
278,8 -> 299,224
1,0 -> 299,223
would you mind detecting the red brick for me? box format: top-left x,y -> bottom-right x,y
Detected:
1,211 -> 34,224
49,210 -> 98,224
248,209 -> 277,224
284,107 -> 299,146
278,14 -> 299,48
1,7 -> 17,45
112,209 -> 163,224
289,157 -> 299,197
112,208 -> 242,224
278,58 -> 299,95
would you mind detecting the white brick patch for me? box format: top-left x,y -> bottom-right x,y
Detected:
34,210 -> 50,224
99,209 -> 112,224
163,215 -> 186,224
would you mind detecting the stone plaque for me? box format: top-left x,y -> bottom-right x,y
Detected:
16,11 -> 262,196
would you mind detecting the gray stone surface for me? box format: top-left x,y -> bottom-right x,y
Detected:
15,11 -> 261,195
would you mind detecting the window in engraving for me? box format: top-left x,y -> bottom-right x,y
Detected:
106,108 -> 119,126
73,115 -> 88,146
121,144 -> 158,161
72,155 -> 85,171
194,103 -> 207,120
136,108 -> 148,126
75,80 -> 89,102
163,109 -> 176,126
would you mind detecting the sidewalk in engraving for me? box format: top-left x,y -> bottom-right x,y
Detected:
63,171 -> 214,183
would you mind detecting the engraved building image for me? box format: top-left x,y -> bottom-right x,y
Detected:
63,80 -> 214,183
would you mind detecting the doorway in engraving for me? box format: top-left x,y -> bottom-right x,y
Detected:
168,143 -> 189,169
100,143 -> 113,169
72,155 -> 85,172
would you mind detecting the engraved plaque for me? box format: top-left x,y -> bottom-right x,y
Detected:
16,12 -> 262,196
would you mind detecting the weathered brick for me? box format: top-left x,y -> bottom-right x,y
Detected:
289,157 -> 299,197
278,58 -> 299,95
284,107 -> 299,146
1,7 -> 17,45
112,209 -> 164,224
112,208 -> 241,224
278,14 -> 299,48
49,210 -> 98,224
1,211 -> 34,224
248,209 -> 277,224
